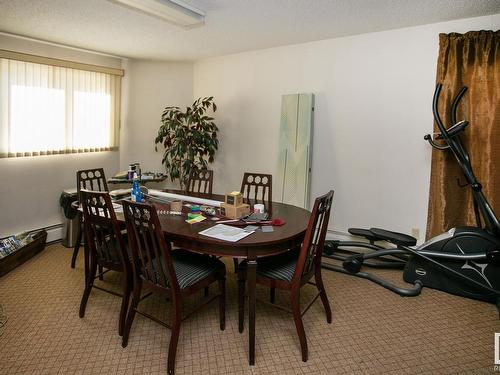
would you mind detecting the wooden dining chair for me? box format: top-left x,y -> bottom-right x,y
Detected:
78,189 -> 131,337
237,190 -> 334,362
233,172 -> 274,271
186,168 -> 214,194
185,168 -> 216,296
121,200 -> 226,375
240,172 -> 272,208
71,168 -> 109,269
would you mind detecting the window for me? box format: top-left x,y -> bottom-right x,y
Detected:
0,51 -> 122,158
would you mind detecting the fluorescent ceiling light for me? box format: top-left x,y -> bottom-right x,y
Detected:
112,0 -> 205,27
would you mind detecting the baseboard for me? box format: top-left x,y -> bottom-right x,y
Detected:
45,224 -> 63,244
27,223 -> 63,245
326,228 -> 353,241
42,225 -> 352,244
42,225 -> 353,244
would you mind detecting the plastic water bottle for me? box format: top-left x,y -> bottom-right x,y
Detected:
131,173 -> 142,202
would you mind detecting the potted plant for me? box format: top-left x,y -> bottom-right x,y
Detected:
155,97 -> 219,189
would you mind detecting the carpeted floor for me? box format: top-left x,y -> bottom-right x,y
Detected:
0,243 -> 499,374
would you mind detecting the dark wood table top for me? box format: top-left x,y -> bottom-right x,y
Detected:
143,191 -> 311,258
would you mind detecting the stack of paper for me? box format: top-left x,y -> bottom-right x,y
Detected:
199,224 -> 255,242
110,189 -> 130,199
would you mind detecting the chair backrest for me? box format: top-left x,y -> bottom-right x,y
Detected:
80,190 -> 128,271
240,172 -> 272,207
293,190 -> 334,283
122,200 -> 180,293
77,168 -> 108,201
186,169 -> 214,195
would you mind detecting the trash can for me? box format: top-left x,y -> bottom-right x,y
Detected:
59,188 -> 80,248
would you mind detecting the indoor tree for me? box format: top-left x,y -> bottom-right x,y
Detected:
155,97 -> 219,189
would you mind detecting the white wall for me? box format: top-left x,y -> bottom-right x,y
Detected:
120,59 -> 193,189
0,152 -> 119,236
2,13 -> 498,238
194,14 -> 500,238
0,34 -> 122,237
0,36 -> 194,236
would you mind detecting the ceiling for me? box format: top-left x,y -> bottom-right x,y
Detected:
1,0 -> 499,61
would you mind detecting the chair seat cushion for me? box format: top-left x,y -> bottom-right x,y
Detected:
240,249 -> 298,282
102,235 -> 130,263
155,250 -> 225,289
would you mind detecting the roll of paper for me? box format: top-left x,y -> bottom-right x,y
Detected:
147,189 -> 223,207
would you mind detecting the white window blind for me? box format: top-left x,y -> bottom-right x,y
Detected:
0,52 -> 122,158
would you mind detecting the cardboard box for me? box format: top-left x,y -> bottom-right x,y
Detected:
225,191 -> 243,206
220,202 -> 250,219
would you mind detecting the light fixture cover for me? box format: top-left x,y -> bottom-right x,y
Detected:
112,0 -> 205,27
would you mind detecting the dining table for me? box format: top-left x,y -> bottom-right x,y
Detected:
87,190 -> 311,366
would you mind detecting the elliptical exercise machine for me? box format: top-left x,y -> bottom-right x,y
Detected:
322,83 -> 500,308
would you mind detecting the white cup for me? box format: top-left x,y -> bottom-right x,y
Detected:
253,204 -> 265,213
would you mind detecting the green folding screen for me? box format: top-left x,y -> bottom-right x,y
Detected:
277,93 -> 314,209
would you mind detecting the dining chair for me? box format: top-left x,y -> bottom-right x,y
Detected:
78,189 -> 131,337
121,200 -> 226,375
237,190 -> 334,362
240,172 -> 272,208
186,168 -> 214,194
185,168 -> 216,297
233,172 -> 274,271
71,168 -> 109,269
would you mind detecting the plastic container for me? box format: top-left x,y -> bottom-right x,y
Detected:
60,188 -> 80,248
0,230 -> 47,277
131,174 -> 143,202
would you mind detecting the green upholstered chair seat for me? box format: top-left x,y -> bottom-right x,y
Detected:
239,249 -> 298,282
150,250 -> 225,289
96,235 -> 129,265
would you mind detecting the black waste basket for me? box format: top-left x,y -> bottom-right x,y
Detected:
59,189 -> 79,248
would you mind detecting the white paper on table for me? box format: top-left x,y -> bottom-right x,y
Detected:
199,224 -> 254,242
77,202 -> 123,214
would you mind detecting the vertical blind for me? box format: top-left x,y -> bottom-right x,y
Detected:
0,51 -> 123,158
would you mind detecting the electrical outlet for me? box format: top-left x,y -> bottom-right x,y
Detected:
411,228 -> 420,240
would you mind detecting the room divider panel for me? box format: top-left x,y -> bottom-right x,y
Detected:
277,93 -> 314,209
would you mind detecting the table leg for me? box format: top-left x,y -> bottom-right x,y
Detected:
247,258 -> 257,365
83,240 -> 89,285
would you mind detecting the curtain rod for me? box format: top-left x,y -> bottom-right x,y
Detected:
0,31 -> 127,60
0,48 -> 124,76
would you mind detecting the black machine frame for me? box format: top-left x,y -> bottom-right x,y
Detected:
322,83 -> 500,308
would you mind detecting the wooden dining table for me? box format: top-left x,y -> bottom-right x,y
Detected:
150,191 -> 310,365
85,190 -> 310,366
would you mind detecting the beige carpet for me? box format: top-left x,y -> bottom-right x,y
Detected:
0,243 -> 499,374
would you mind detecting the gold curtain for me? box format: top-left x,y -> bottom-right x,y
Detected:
426,30 -> 500,239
